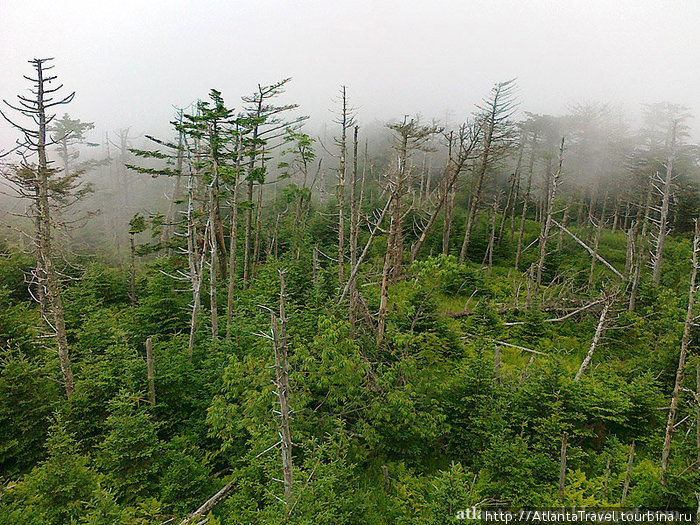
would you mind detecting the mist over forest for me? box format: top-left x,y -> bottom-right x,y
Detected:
1,2 -> 700,524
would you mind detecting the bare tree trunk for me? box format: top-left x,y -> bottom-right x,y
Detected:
129,233 -> 136,305
621,441 -> 635,506
624,223 -> 636,280
515,132 -> 537,270
494,343 -> 501,385
184,151 -> 204,359
652,120 -> 678,285
336,87 -> 350,283
559,432 -> 568,503
251,185 -> 263,280
339,195 -> 393,304
499,139 -> 524,242
312,245 -> 319,285
271,270 -> 294,506
33,60 -> 75,396
574,297 -> 611,381
661,219 -> 699,473
588,193 -> 608,289
243,177 -> 254,284
225,141 -> 242,341
349,126 -> 359,331
208,185 -> 219,342
146,337 -> 155,405
553,220 -> 624,280
411,125 -> 479,262
536,137 -> 565,289
483,196 -> 498,276
556,195 -> 572,252
459,81 -> 512,262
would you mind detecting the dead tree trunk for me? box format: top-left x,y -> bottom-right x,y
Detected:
208,183 -> 219,342
146,337 -> 155,405
515,132 -> 537,270
129,233 -> 137,305
339,195 -> 393,304
411,123 -> 480,262
28,59 -> 76,395
536,137 -> 565,289
482,195 -> 499,276
349,126 -> 360,330
556,195 -> 572,252
621,441 -> 635,506
459,79 -> 515,262
588,192 -> 608,289
270,270 -> 294,506
251,185 -> 263,280
499,138 -> 524,242
559,432 -> 568,503
661,219 -> 699,473
574,296 -> 612,381
652,120 -> 678,285
225,137 -> 242,341
624,223 -> 636,280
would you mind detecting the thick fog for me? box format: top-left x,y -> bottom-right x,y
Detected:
1,0 -> 699,145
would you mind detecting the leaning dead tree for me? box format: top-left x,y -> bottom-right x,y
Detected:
574,290 -> 615,381
661,218 -> 700,474
1,58 -> 80,395
459,79 -> 517,262
535,137 -> 565,289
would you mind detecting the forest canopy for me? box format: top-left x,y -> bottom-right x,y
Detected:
1,54 -> 699,523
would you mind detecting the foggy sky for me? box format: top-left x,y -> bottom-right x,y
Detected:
1,0 -> 699,148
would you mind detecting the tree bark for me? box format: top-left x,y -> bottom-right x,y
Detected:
652,120 -> 678,285
574,298 -> 611,381
536,137 -> 565,289
515,132 -> 537,270
271,270 -> 294,505
621,441 -> 635,506
146,337 -> 156,405
588,193 -> 608,289
661,219 -> 699,473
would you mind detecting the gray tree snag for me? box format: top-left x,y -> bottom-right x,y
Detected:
535,137 -> 565,289
553,220 -> 624,280
385,117 -> 440,280
651,120 -> 678,285
559,432 -> 568,503
460,79 -> 517,263
515,131 -> 537,270
339,194 -> 393,305
226,135 -> 243,341
334,86 -> 356,283
621,441 -> 635,506
146,337 -> 156,405
588,191 -> 608,289
410,122 -> 480,262
1,58 -> 77,395
498,136 -> 524,243
271,270 -> 294,506
661,219 -> 700,474
241,79 -> 300,285
574,292 -> 613,381
482,194 -> 500,277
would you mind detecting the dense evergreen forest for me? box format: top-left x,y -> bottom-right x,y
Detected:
1,59 -> 699,523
